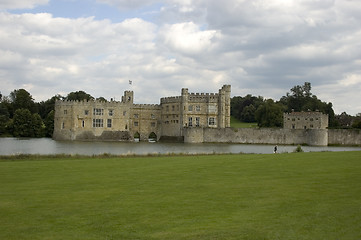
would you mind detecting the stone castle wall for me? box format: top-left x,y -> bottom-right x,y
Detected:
184,127 -> 329,146
328,129 -> 361,146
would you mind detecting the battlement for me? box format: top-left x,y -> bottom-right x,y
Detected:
189,92 -> 219,101
160,96 -> 182,103
132,104 -> 161,109
55,99 -> 124,107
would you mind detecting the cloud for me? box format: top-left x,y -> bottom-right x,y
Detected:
160,22 -> 219,55
0,0 -> 48,10
1,0 -> 361,115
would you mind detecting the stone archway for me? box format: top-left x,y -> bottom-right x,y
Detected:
148,132 -> 157,142
134,132 -> 140,142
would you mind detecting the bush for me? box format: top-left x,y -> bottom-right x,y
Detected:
294,145 -> 304,153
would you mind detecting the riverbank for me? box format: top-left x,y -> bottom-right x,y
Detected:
1,152 -> 361,239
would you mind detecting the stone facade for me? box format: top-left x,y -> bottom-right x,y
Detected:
283,111 -> 328,130
53,85 -> 231,141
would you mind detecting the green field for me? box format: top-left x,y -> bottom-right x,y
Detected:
1,152 -> 361,239
230,116 -> 258,128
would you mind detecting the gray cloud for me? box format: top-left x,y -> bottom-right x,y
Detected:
0,0 -> 360,115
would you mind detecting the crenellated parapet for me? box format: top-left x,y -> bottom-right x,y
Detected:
132,104 -> 161,110
160,96 -> 182,104
188,93 -> 219,102
55,99 -> 123,107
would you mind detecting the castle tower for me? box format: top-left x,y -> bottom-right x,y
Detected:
122,91 -> 134,104
181,88 -> 189,128
218,85 -> 231,128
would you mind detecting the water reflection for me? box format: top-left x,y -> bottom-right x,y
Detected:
0,138 -> 360,156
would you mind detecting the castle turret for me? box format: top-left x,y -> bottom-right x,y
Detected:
122,91 -> 134,104
218,85 -> 231,128
181,88 -> 189,128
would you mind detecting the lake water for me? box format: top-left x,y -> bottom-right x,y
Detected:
1,138 -> 360,156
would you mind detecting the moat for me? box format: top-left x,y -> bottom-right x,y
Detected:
1,138 -> 360,156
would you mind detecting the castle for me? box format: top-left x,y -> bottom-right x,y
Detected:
53,85 -> 231,141
53,85 -> 361,146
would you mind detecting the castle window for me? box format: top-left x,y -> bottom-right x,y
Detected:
82,121 -> 85,128
310,124 -> 314,128
292,124 -> 295,129
123,111 -> 126,116
134,114 -> 139,118
151,114 -> 155,119
188,117 -> 193,127
134,121 -> 139,126
151,122 -> 156,127
109,109 -> 113,116
84,110 -> 89,115
208,117 -> 215,126
172,105 -> 175,111
64,110 -> 67,115
196,105 -> 200,111
62,122 -> 65,129
107,119 -> 112,128
310,118 -> 314,121
208,105 -> 217,113
188,105 -> 193,111
292,118 -> 295,121
93,119 -> 103,127
196,117 -> 200,127
93,108 -> 104,116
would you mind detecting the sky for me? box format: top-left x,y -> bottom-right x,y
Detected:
1,0 -> 361,115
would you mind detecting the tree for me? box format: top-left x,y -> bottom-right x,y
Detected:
231,95 -> 263,122
96,97 -> 107,102
255,99 -> 283,127
13,109 -> 44,137
240,104 -> 256,122
44,110 -> 55,137
31,113 -> 44,137
13,109 -> 33,137
65,91 -> 94,101
10,89 -> 37,115
0,102 -> 10,135
38,94 -> 63,119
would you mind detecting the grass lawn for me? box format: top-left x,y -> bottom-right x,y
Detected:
1,152 -> 361,239
230,116 -> 258,128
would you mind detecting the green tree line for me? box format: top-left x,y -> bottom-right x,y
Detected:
231,82 -> 361,128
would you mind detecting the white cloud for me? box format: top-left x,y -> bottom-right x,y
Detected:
160,22 -> 219,55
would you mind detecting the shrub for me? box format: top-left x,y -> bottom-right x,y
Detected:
294,145 -> 304,153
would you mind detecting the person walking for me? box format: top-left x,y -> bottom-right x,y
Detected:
274,145 -> 278,153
